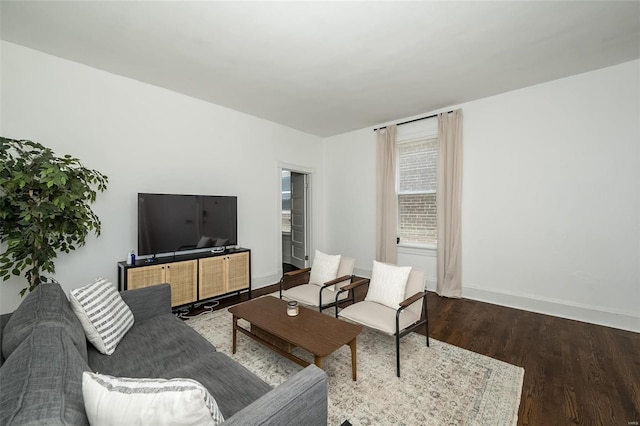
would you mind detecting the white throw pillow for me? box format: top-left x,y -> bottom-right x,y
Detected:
364,261 -> 412,309
69,278 -> 134,355
82,372 -> 224,426
308,250 -> 341,289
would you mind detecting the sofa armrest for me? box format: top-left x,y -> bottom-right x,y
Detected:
222,365 -> 328,426
120,283 -> 171,323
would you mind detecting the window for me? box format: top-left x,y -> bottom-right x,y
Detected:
397,137 -> 438,245
281,171 -> 291,232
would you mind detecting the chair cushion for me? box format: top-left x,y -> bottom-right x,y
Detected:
404,268 -> 427,317
308,251 -> 341,287
364,261 -> 411,309
82,372 -> 224,426
339,300 -> 420,335
70,278 -> 135,355
282,284 -> 349,307
1,282 -> 88,362
333,256 -> 355,291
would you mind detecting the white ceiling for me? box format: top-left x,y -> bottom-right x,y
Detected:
1,1 -> 639,137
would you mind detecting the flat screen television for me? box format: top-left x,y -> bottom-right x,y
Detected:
138,193 -> 237,256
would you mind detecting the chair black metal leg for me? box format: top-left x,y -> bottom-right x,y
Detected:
396,332 -> 401,377
395,309 -> 402,377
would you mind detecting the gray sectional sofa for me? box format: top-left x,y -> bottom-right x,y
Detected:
0,282 -> 328,425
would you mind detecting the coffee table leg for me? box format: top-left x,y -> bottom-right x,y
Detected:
232,315 -> 237,354
314,356 -> 323,369
349,338 -> 357,381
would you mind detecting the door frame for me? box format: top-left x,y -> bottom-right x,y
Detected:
277,162 -> 313,277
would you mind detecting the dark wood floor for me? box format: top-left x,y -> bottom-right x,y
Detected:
206,281 -> 640,426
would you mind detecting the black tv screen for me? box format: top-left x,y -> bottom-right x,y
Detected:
138,193 -> 237,256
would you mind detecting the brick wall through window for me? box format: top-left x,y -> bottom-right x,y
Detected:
398,193 -> 437,244
398,139 -> 437,192
397,137 -> 437,245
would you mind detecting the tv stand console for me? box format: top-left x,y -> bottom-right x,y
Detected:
117,248 -> 251,308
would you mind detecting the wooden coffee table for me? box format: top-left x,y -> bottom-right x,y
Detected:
228,296 -> 362,380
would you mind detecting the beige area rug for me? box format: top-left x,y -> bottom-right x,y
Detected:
186,307 -> 524,426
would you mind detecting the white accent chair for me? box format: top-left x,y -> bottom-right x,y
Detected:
279,257 -> 356,312
337,267 -> 429,377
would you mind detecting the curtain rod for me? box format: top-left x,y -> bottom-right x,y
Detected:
373,110 -> 454,132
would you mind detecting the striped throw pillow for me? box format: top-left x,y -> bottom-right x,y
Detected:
82,372 -> 224,426
70,278 -> 134,355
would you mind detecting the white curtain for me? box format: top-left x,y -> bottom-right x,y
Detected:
436,110 -> 463,297
376,125 -> 398,263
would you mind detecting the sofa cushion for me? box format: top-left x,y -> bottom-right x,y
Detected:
70,278 -> 135,355
88,313 -> 216,377
0,324 -> 90,425
165,351 -> 272,419
82,372 -> 224,426
120,283 -> 172,323
1,282 -> 88,362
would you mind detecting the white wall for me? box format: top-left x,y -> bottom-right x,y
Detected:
0,41 -> 324,313
2,41 -> 638,332
323,60 -> 640,332
322,128 -> 376,276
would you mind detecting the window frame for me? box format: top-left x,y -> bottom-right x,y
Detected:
395,135 -> 438,249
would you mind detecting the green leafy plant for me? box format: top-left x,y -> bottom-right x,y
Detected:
0,137 -> 108,295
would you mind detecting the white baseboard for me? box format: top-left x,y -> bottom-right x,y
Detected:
356,269 -> 638,332
257,268 -> 639,333
426,279 -> 437,292
462,283 -> 640,333
251,272 -> 282,290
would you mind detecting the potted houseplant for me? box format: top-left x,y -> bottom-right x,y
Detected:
0,137 -> 108,295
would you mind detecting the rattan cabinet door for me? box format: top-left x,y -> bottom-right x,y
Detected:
199,256 -> 226,299
165,260 -> 197,307
127,264 -> 165,290
226,252 -> 250,292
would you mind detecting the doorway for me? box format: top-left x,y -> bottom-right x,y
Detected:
281,168 -> 310,270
